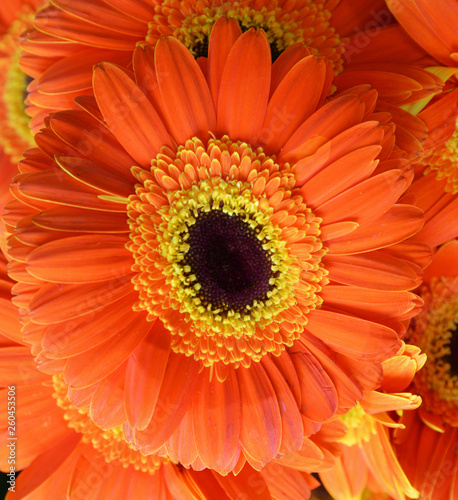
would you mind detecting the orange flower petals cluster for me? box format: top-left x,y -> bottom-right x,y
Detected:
20,0 -> 444,138
393,241 -> 458,500
0,250 -> 319,500
4,20 -> 429,476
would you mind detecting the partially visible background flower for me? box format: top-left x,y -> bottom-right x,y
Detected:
320,344 -> 426,500
19,0 -> 443,134
393,240 -> 458,499
0,0 -> 42,229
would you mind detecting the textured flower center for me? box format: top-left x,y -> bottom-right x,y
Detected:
423,122 -> 458,194
127,136 -> 327,368
409,276 -> 458,426
148,0 -> 344,69
339,404 -> 376,446
52,375 -> 165,473
182,209 -> 275,314
0,7 -> 35,160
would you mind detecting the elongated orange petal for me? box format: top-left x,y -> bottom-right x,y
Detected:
93,63 -> 172,167
90,362 -> 127,429
34,7 -> 139,50
64,311 -> 151,388
300,145 -> 381,206
326,205 -> 424,255
207,17 -> 242,109
41,294 -> 138,359
217,29 -> 271,144
315,169 -> 407,226
289,343 -> 338,421
29,279 -> 135,325
192,367 -> 241,473
320,286 -> 418,321
214,464 -> 272,500
155,37 -> 216,145
260,356 -> 303,456
33,207 -> 129,233
125,322 -> 172,431
237,362 -> 281,468
325,252 -> 422,290
27,235 -> 132,283
279,95 -> 366,163
133,353 -> 200,453
259,56 -> 329,154
306,309 -> 400,361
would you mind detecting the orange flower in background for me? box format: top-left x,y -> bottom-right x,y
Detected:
386,0 -> 458,68
320,344 -> 426,500
407,90 -> 458,248
19,0 -> 443,135
5,21 -> 427,474
0,249 -> 320,500
0,0 -> 40,159
0,0 -> 42,226
393,240 -> 458,499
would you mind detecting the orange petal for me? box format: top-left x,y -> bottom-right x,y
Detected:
93,63 -> 172,167
326,205 -> 424,255
315,169 -> 407,226
90,362 -> 127,429
34,6 -> 139,50
125,322 -> 172,431
279,95 -> 366,163
305,309 -> 401,361
300,145 -> 381,206
29,279 -> 135,325
192,366 -> 241,473
217,29 -> 271,144
165,411 -> 199,468
213,463 -> 272,500
41,293 -> 139,359
15,170 -> 125,212
289,342 -> 338,421
324,252 -> 422,291
132,352 -> 199,454
259,56 -> 329,154
207,17 -> 242,109
64,311 -> 151,388
320,286 -> 418,321
155,37 -> 216,144
38,48 -> 132,94
260,356 -> 303,456
237,362 -> 282,467
27,234 -> 132,283
33,207 -> 129,233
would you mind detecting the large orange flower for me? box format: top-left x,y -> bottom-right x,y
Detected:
393,240 -> 458,500
0,248 -> 320,500
5,22 -> 426,474
20,0 -> 443,134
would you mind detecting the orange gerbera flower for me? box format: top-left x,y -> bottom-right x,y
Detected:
393,240 -> 458,499
407,90 -> 458,248
0,0 -> 41,160
5,22 -> 426,474
20,0 -> 442,134
0,249 -> 320,500
320,344 -> 426,500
